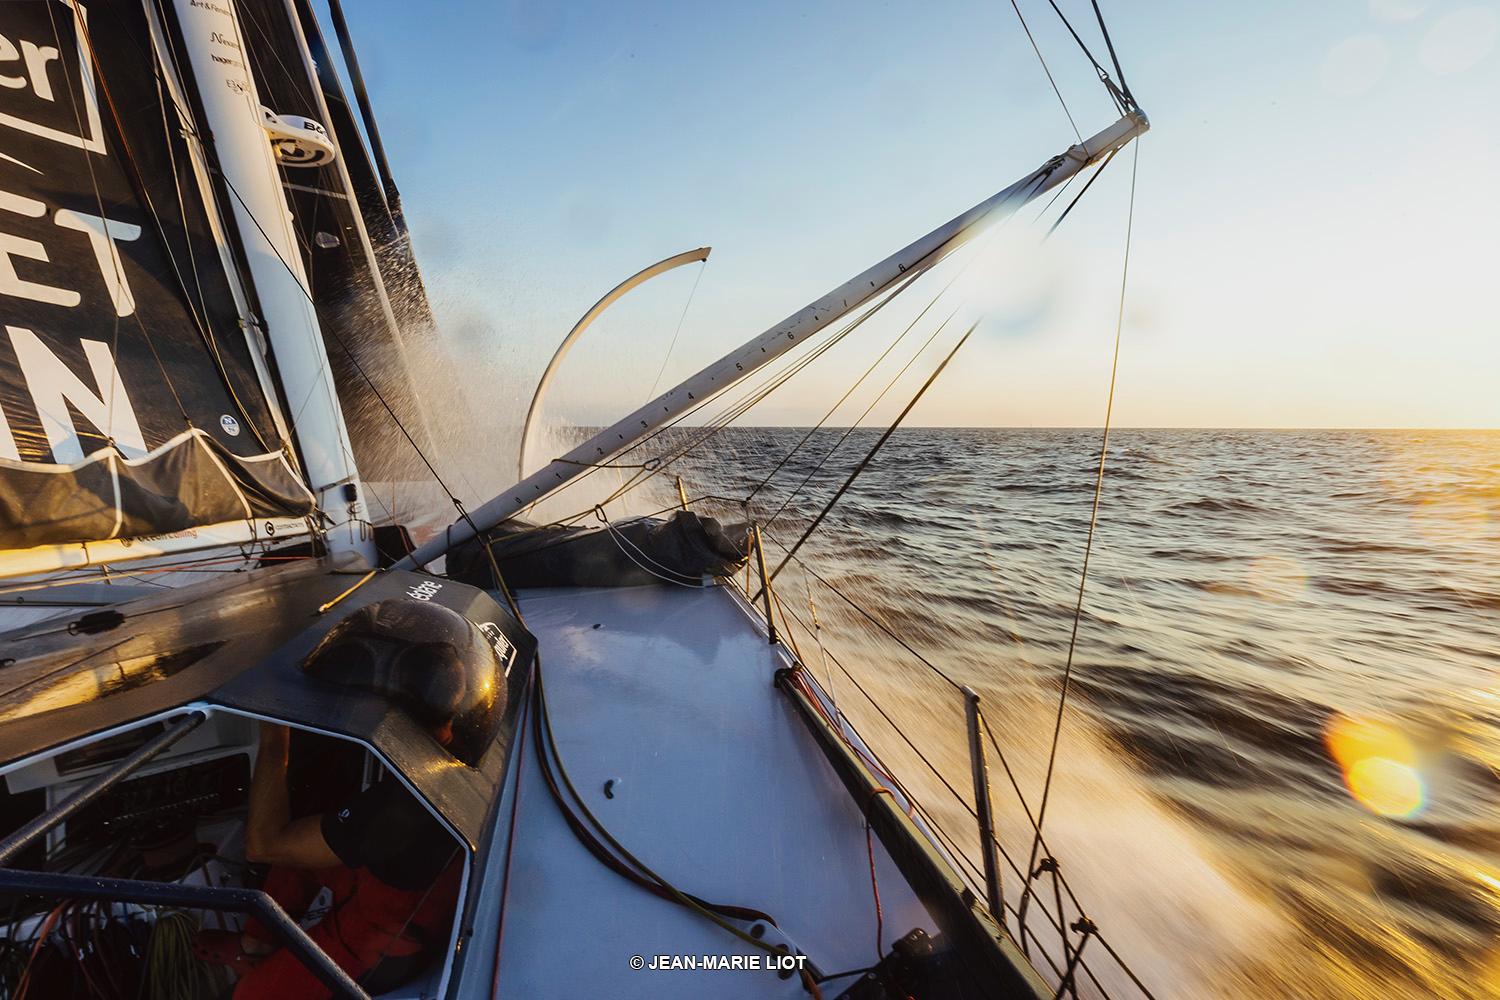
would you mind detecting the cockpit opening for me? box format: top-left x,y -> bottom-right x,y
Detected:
0,711 -> 466,999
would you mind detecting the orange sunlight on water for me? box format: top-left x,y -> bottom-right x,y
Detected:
1325,714 -> 1426,818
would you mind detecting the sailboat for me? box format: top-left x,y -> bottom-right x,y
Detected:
0,1 -> 1149,997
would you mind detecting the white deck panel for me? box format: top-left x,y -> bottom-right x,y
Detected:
465,583 -> 935,999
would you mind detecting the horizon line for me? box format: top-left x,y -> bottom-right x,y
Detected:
629,424 -> 1500,432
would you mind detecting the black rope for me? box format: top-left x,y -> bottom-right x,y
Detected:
1089,0 -> 1134,107
743,291 -> 947,507
1043,0 -> 1111,82
1041,0 -> 1129,112
1045,147 -> 1118,239
530,665 -> 830,1000
531,672 -> 774,926
754,323 -> 975,601
760,310 -> 957,536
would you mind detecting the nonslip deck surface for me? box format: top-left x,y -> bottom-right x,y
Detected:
464,583 -> 935,999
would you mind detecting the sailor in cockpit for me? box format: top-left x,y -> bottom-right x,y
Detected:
195,598 -> 503,998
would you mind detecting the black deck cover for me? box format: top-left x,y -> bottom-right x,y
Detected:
450,511 -> 751,589
0,561 -> 535,846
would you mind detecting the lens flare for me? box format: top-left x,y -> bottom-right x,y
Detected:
1325,714 -> 1426,818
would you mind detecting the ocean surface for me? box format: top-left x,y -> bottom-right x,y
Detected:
640,427 -> 1499,999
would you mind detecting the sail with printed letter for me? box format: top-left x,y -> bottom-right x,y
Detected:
0,0 -> 311,557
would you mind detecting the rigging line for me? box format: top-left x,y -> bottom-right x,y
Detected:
188,96 -> 350,478
520,274 -> 914,519
743,247 -> 981,507
1041,0 -> 1124,112
1043,0 -> 1109,77
761,309 -> 958,535
755,324 -> 976,602
1044,146 -> 1117,239
215,176 -> 465,508
761,529 -> 963,692
1008,0 -> 1082,142
1032,166 -> 1082,226
144,0 -> 298,452
152,74 -> 276,456
804,572 -> 835,698
917,810 -> 1073,989
541,271 -> 926,520
133,6 -> 474,503
235,0 -> 316,111
776,596 -> 1020,880
617,266 -> 919,463
514,164 -> 1059,521
607,156 -> 1059,473
576,169 -> 1053,519
491,204 -> 995,542
742,299 -> 933,507
1021,138 -> 1138,921
774,594 -> 1143,1000
646,259 -> 707,400
741,171 -> 1047,511
975,714 -> 1100,933
1088,0 -> 1133,107
768,584 -> 809,664
781,601 -> 973,813
646,323 -> 876,491
773,602 -> 1104,993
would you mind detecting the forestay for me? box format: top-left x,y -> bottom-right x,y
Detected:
0,0 -> 311,558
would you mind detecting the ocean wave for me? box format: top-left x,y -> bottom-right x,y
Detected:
1164,496 -> 1265,514
663,426 -> 1500,996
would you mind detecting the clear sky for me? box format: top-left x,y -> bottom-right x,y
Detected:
322,0 -> 1499,429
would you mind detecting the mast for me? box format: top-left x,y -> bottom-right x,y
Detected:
168,0 -> 374,562
324,0 -> 404,231
395,112 -> 1148,572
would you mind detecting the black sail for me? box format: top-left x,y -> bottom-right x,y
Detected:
0,0 -> 311,552
236,0 -> 441,487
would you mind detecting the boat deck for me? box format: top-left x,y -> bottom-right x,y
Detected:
461,582 -> 935,999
